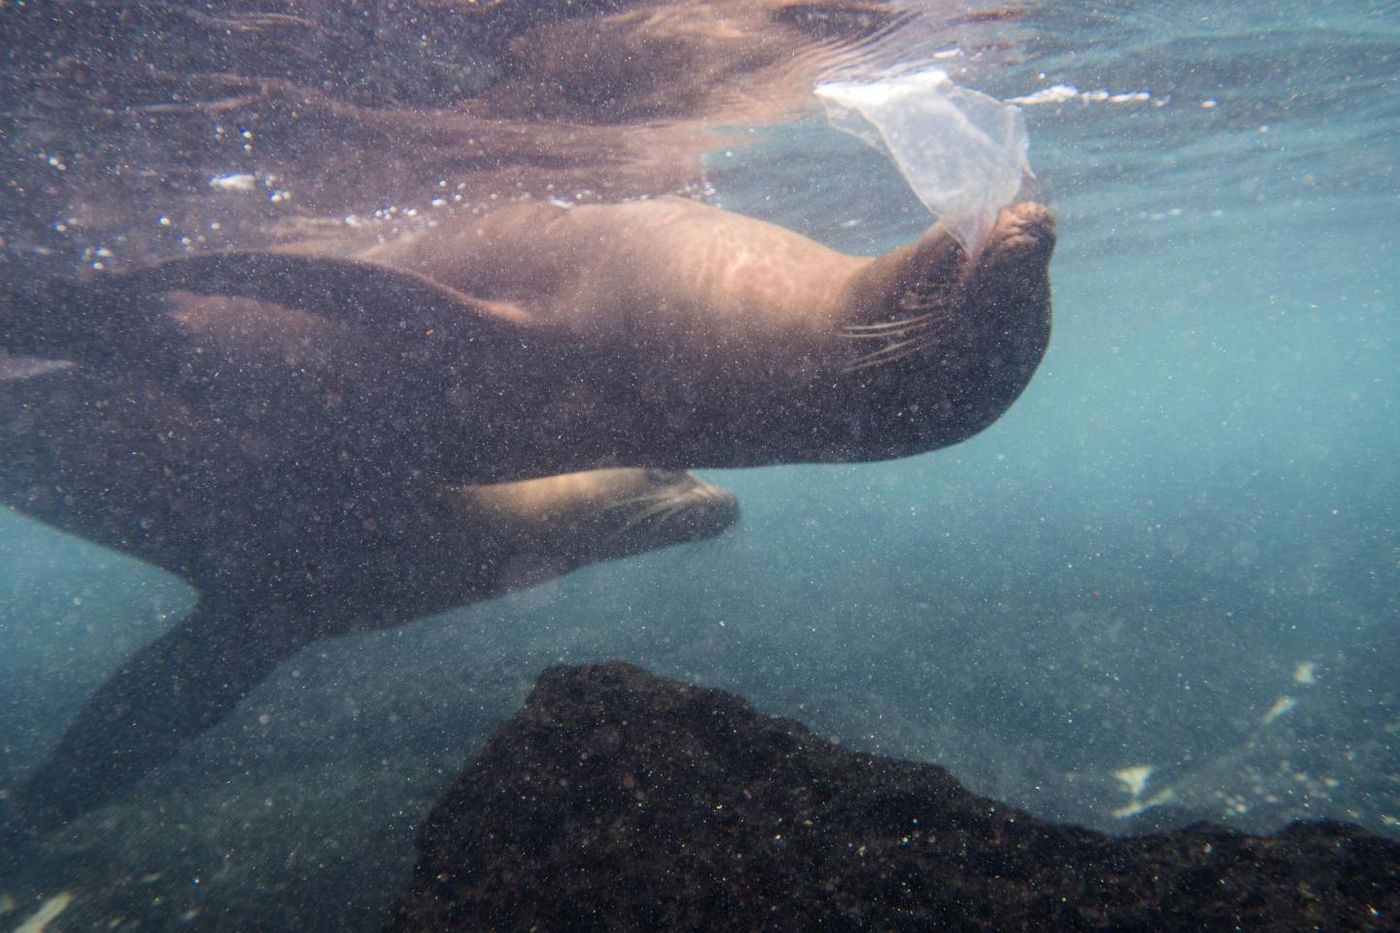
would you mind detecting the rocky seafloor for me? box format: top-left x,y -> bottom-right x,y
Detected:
385,661 -> 1399,931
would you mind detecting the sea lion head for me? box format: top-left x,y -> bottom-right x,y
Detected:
462,467 -> 739,591
825,201 -> 1056,460
613,200 -> 1055,470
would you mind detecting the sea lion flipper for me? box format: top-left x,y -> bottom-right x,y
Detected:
9,594 -> 309,834
118,251 -> 534,338
3,251 -> 533,368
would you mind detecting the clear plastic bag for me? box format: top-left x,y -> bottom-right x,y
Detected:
816,68 -> 1030,257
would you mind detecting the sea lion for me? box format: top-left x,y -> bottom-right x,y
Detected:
15,197 -> 1053,485
0,359 -> 737,834
1,195 -> 1050,828
360,196 -> 1055,474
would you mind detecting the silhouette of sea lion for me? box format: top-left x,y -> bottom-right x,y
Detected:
0,360 -> 736,834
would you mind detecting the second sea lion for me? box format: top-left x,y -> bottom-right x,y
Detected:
0,359 -> 737,834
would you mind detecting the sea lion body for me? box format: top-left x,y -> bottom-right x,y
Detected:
362,196 -> 1055,475
49,197 -> 1052,483
362,198 -> 862,365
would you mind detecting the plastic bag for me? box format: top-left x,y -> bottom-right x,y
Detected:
816,68 -> 1030,257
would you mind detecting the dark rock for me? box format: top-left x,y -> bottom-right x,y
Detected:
386,662 -> 1399,931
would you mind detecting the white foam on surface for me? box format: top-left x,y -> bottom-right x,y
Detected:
1007,84 -> 1154,107
208,173 -> 258,192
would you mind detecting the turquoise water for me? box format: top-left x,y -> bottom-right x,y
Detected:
1,1 -> 1397,927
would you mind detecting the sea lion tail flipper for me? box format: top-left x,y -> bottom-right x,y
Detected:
7,594 -> 310,835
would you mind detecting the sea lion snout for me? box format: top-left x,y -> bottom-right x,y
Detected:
967,203 -> 1055,345
976,202 -> 1056,278
608,469 -> 740,549
830,201 -> 1055,459
934,201 -> 1055,442
667,474 -> 741,542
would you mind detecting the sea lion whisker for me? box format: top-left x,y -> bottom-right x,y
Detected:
843,335 -> 931,373
899,292 -> 958,313
839,327 -> 925,343
597,496 -> 688,546
842,312 -> 938,334
840,323 -> 933,343
840,309 -> 955,348
601,492 -> 674,516
843,298 -> 956,338
644,502 -> 687,535
844,349 -> 918,373
607,492 -> 685,525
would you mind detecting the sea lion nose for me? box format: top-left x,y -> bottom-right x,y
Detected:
985,203 -> 1056,270
683,482 -> 740,540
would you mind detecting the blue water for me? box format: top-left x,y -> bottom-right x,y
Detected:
1,1 -> 1397,927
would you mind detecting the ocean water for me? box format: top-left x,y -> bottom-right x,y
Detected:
1,0 -> 1397,928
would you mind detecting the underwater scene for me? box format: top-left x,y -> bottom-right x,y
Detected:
1,0 -> 1396,928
